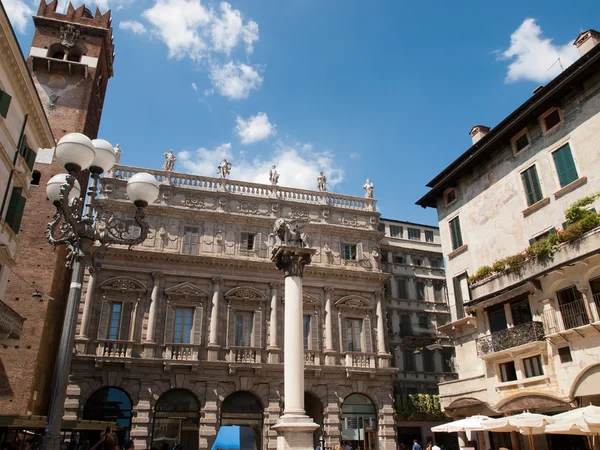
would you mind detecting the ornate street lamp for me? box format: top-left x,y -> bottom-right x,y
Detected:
41,133 -> 159,450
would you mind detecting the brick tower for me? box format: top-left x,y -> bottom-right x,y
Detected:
0,0 -> 114,415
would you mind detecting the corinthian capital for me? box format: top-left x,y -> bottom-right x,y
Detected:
152,272 -> 164,280
272,247 -> 315,278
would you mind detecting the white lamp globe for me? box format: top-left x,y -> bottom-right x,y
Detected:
126,172 -> 159,207
56,133 -> 95,171
90,139 -> 117,174
46,173 -> 81,205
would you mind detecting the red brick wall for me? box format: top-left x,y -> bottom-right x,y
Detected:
0,1 -> 113,415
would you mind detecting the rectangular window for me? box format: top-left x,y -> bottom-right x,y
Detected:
174,308 -> 194,344
449,216 -> 463,251
235,311 -> 254,347
403,350 -> 416,371
552,144 -> 579,188
182,226 -> 199,255
523,355 -> 544,378
521,165 -> 544,206
515,132 -> 530,153
423,350 -> 435,372
397,279 -> 408,299
556,285 -> 587,329
4,187 -> 26,234
108,303 -> 122,340
413,257 -> 423,266
488,305 -> 507,333
425,230 -> 434,242
400,315 -> 412,336
453,274 -> 468,319
408,228 -> 421,240
442,348 -> 454,372
394,254 -> 406,264
303,315 -> 310,350
377,223 -> 386,233
418,315 -> 429,329
343,244 -> 357,260
416,282 -> 425,301
543,108 -> 562,132
429,258 -> 441,268
346,318 -> 362,352
499,361 -> 517,382
0,89 -> 12,119
241,232 -> 256,251
511,299 -> 532,326
433,282 -> 445,302
390,225 -> 403,237
558,346 -> 572,363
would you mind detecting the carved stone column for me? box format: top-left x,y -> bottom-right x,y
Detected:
208,277 -> 223,361
78,270 -> 97,340
577,286 -> 595,323
375,290 -> 391,368
268,282 -> 281,363
143,272 -> 163,358
271,246 -> 318,449
323,286 -> 336,365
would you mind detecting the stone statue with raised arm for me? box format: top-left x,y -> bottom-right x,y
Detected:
269,165 -> 280,185
317,172 -> 327,192
162,149 -> 176,171
270,218 -> 311,248
363,178 -> 374,199
217,159 -> 232,178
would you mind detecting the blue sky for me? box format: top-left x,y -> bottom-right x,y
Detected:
6,0 -> 600,225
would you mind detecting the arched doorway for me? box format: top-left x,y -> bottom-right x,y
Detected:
83,387 -> 132,445
341,394 -> 377,450
151,389 -> 200,450
220,391 -> 263,449
305,392 -> 324,448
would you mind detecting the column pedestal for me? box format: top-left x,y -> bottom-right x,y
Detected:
271,246 -> 318,450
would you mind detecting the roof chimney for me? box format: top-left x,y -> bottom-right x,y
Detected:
470,125 -> 490,145
574,29 -> 600,57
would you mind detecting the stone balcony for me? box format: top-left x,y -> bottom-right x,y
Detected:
475,321 -> 545,359
0,299 -> 24,340
110,166 -> 377,212
469,227 -> 600,302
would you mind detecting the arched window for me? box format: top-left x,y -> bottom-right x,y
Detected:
220,391 -> 263,449
67,47 -> 83,62
83,387 -> 132,445
47,43 -> 66,60
152,389 -> 199,450
31,171 -> 41,186
341,394 -> 377,448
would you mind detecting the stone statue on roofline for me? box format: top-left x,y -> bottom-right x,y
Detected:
217,159 -> 232,178
269,165 -> 280,185
363,178 -> 374,199
317,172 -> 327,192
162,149 -> 176,171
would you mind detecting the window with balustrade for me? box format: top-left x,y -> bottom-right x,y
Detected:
556,285 -> 588,330
336,296 -> 374,354
106,302 -> 131,340
345,318 -> 363,352
173,308 -> 194,344
163,282 -> 208,349
225,287 -> 266,355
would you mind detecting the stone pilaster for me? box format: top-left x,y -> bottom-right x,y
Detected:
75,270 -> 97,354
208,277 -> 223,361
268,282 -> 282,363
323,286 -> 336,365
199,382 -> 219,450
130,381 -> 153,449
143,272 -> 163,358
374,290 -> 391,368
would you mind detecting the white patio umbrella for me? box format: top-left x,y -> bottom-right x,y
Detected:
482,411 -> 554,450
545,405 -> 600,449
431,415 -> 491,432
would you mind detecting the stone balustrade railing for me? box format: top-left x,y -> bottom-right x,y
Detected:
344,352 -> 375,368
96,340 -> 133,358
228,346 -> 263,364
304,350 -> 321,366
110,166 -> 377,212
165,344 -> 200,361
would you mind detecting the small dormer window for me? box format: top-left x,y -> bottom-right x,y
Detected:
540,107 -> 564,134
444,188 -> 458,207
511,128 -> 531,154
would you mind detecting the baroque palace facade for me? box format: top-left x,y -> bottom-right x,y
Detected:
68,165 -> 397,450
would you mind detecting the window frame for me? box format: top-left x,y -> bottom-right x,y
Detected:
523,355 -> 544,378
519,163 -> 544,207
182,226 -> 200,255
234,310 -> 255,347
558,346 -> 573,364
345,317 -> 363,352
407,227 -> 421,241
511,127 -> 531,155
343,243 -> 357,261
240,231 -> 256,251
539,107 -> 564,135
550,142 -> 579,189
448,216 -> 463,251
173,307 -> 194,344
444,188 -> 457,207
499,361 -> 518,382
424,230 -> 434,243
389,225 -> 403,238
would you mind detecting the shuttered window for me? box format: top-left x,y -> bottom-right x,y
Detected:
0,89 -> 11,118
521,165 -> 543,206
4,187 -> 26,234
106,301 -> 132,340
552,144 -> 579,188
241,232 -> 256,250
182,226 -> 199,254
235,311 -> 253,346
174,308 -> 194,344
343,244 -> 357,260
524,355 -> 544,378
449,216 -> 463,250
345,318 -> 362,352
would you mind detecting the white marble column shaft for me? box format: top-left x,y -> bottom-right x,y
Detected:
269,282 -> 280,349
145,272 -> 163,343
284,274 -> 305,415
375,291 -> 386,354
78,271 -> 96,338
209,277 -> 223,346
324,287 -> 334,351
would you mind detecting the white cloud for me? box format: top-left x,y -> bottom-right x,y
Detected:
502,18 -> 580,83
209,61 -> 263,100
211,2 -> 259,55
4,0 -> 34,34
142,0 -> 212,60
119,20 -> 147,34
191,82 -> 198,91
178,140 -> 343,190
235,112 -> 276,144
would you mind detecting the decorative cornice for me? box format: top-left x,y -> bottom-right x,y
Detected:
164,281 -> 209,298
100,276 -> 147,296
225,286 -> 267,302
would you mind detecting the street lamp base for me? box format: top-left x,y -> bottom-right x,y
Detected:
272,415 -> 319,450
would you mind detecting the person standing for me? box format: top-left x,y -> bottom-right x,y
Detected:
412,439 -> 422,450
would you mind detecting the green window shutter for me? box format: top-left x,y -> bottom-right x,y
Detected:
553,144 -> 579,187
449,217 -> 463,250
5,187 -> 25,233
0,90 -> 11,119
25,148 -> 37,172
521,166 -> 543,206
